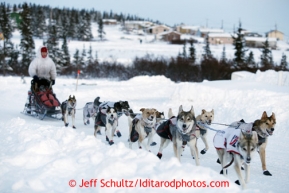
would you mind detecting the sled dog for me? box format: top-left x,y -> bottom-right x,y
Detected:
156,105 -> 200,166
252,111 -> 276,176
127,109 -> 165,142
128,108 -> 157,151
214,121 -> 258,189
196,109 -> 214,154
61,95 -> 77,129
83,97 -> 101,125
104,107 -> 118,145
94,98 -> 130,141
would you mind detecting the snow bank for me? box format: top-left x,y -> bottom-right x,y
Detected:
232,70 -> 289,86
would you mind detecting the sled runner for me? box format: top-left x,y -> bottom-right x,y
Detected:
22,79 -> 62,120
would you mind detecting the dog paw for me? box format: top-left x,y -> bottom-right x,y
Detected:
109,141 -> 114,145
217,158 -> 221,164
150,142 -> 157,146
200,149 -> 207,154
220,170 -> 228,175
235,180 -> 240,185
263,170 -> 272,176
97,130 -> 102,135
157,153 -> 162,159
65,123 -> 69,127
116,131 -> 122,137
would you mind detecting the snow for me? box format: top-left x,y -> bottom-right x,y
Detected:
8,24 -> 289,66
0,70 -> 289,193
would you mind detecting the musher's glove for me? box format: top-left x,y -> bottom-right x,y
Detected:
33,75 -> 39,82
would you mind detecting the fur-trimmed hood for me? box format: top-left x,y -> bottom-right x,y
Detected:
28,46 -> 56,81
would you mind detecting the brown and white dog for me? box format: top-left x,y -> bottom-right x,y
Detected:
252,111 -> 276,176
61,95 -> 77,129
214,121 -> 259,189
195,109 -> 214,155
128,108 -> 157,151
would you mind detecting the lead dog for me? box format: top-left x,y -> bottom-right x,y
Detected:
252,111 -> 276,176
214,121 -> 258,189
156,105 -> 199,166
61,95 -> 77,129
128,108 -> 157,151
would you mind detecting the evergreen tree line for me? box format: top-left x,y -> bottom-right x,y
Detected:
0,2 -> 154,75
0,3 -> 288,82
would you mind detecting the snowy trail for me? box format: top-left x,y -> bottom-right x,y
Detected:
0,73 -> 289,192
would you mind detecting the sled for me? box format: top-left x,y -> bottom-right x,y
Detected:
22,80 -> 62,120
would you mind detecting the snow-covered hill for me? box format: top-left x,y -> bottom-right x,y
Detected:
9,24 -> 289,66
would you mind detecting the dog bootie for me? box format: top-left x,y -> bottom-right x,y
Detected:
263,170 -> 272,176
86,120 -> 90,125
150,142 -> 157,146
109,141 -> 114,145
157,152 -> 162,159
116,130 -> 122,137
97,130 -> 102,135
72,126 -> 76,129
235,180 -> 240,185
220,169 -> 228,175
200,148 -> 207,154
106,136 -> 109,142
217,158 -> 221,164
65,123 -> 69,127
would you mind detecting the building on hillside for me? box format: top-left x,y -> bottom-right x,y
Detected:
208,33 -> 233,45
159,31 -> 181,41
124,21 -> 153,31
265,30 -> 284,41
196,28 -> 224,37
103,19 -> 118,25
147,25 -> 171,34
176,25 -> 200,35
245,37 -> 277,49
243,31 -> 262,37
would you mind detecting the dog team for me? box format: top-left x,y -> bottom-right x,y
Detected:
60,95 -> 276,190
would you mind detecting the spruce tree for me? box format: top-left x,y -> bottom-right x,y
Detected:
280,53 -> 287,70
73,49 -> 80,70
189,41 -> 196,64
46,24 -> 61,67
202,35 -> 212,60
182,43 -> 187,59
19,2 -> 35,71
60,34 -> 70,69
246,51 -> 256,68
220,46 -> 227,63
98,18 -> 105,40
0,3 -> 14,74
260,39 -> 273,69
232,22 -> 247,68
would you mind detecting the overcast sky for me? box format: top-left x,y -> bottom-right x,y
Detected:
6,0 -> 289,39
